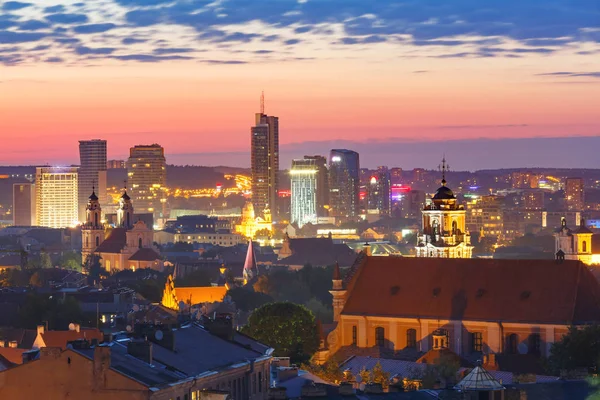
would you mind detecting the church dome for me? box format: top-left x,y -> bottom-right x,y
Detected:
89,191 -> 98,201
433,181 -> 455,200
121,191 -> 131,201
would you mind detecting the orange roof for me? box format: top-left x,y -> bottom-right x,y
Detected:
175,286 -> 227,305
342,257 -> 600,325
41,328 -> 104,350
0,347 -> 27,365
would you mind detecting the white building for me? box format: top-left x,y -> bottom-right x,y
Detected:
35,167 -> 79,228
290,158 -> 319,227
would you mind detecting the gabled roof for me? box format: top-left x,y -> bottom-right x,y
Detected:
278,238 -> 357,267
342,257 -> 600,324
40,328 -> 104,350
0,347 -> 27,365
94,228 -> 127,253
129,248 -> 161,261
0,328 -> 36,349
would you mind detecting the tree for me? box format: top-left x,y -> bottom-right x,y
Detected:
39,251 -> 53,269
29,271 -> 45,287
253,275 -> 275,296
304,297 -> 333,324
226,287 -> 274,312
359,367 -> 371,384
0,269 -> 30,287
302,358 -> 344,384
58,251 -> 82,271
241,302 -> 319,363
371,361 -> 391,389
85,254 -> 107,285
170,242 -> 194,252
549,325 -> 600,375
410,353 -> 460,389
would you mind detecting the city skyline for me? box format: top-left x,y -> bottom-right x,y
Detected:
1,1 -> 599,169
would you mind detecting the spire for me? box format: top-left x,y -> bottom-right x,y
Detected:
121,180 -> 130,201
333,261 -> 341,281
439,156 -> 449,186
260,90 -> 265,114
243,239 -> 258,284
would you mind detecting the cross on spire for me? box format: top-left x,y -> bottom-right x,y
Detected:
438,156 -> 449,186
123,180 -> 127,191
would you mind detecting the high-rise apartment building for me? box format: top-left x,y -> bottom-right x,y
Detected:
35,167 -> 78,228
251,99 -> 279,218
565,177 -> 584,211
367,166 -> 391,216
126,144 -> 166,220
78,139 -> 107,222
107,159 -> 125,169
13,183 -> 35,226
466,195 -> 505,240
290,156 -> 329,227
328,149 -> 360,221
511,171 -> 539,189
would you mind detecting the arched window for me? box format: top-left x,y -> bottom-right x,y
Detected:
94,212 -> 98,227
528,333 -> 541,355
138,238 -> 143,248
407,329 -> 417,348
352,326 -> 357,346
506,333 -> 518,354
95,236 -> 100,247
583,241 -> 587,252
85,237 -> 89,247
452,220 -> 457,234
375,327 -> 385,347
127,212 -> 131,227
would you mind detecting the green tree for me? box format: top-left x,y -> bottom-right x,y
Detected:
372,361 -> 391,389
302,358 -> 344,384
58,251 -> 82,271
85,254 -> 108,285
39,251 -> 53,269
226,287 -> 274,312
241,302 -> 319,363
304,297 -> 333,324
359,367 -> 372,384
0,269 -> 30,287
549,325 -> 600,375
253,275 -> 275,296
29,271 -> 45,287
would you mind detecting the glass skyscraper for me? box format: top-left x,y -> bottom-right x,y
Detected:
78,139 -> 107,222
251,112 -> 279,218
328,149 -> 360,221
290,157 -> 328,227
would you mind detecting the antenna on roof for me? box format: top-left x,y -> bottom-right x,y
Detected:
260,90 -> 265,114
123,179 -> 127,191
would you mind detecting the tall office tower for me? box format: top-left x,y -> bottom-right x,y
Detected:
35,167 -> 78,228
13,183 -> 35,226
78,139 -> 107,222
367,166 -> 391,216
303,155 -> 329,217
251,93 -> 279,218
565,177 -> 584,211
126,144 -> 166,220
290,156 -> 329,227
328,149 -> 360,221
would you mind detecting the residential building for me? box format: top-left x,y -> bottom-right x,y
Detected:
78,139 -> 107,222
0,321 -> 272,400
35,167 -> 79,228
12,182 -> 35,226
565,177 -> 584,211
251,98 -> 279,218
328,149 -> 360,221
320,255 -> 600,365
155,215 -> 242,246
126,144 -> 166,221
415,161 -> 473,258
107,159 -> 125,169
511,171 -> 539,189
290,157 -> 327,227
304,155 -> 329,217
466,195 -> 505,240
277,235 -> 357,269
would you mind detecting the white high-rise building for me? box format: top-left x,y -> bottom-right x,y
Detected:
290,158 -> 319,227
35,167 -> 79,228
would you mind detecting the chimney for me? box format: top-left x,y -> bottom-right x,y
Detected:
40,347 -> 62,360
37,324 -> 45,336
8,341 -> 17,348
127,340 -> 153,364
0,340 -> 6,347
206,316 -> 234,341
93,346 -> 111,390
364,242 -> 372,256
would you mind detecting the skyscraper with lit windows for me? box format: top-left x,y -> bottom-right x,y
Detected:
251,97 -> 279,218
35,167 -> 79,228
328,149 -> 360,221
565,177 -> 584,211
126,144 -> 166,221
290,156 -> 328,227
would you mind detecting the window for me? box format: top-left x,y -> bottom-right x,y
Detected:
191,391 -> 198,400
259,371 -> 263,392
94,213 -> 98,226
375,327 -> 385,347
506,333 -> 518,354
472,332 -> 483,352
95,236 -> 100,247
352,326 -> 357,345
138,238 -> 143,248
528,333 -> 541,355
407,329 -> 417,349
583,241 -> 587,252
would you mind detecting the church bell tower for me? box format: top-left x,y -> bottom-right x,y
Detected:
117,187 -> 134,229
81,188 -> 105,263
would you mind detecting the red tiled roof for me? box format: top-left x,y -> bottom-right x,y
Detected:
129,248 -> 161,261
41,328 -> 104,350
0,347 -> 27,365
94,228 -> 127,253
342,257 -> 600,325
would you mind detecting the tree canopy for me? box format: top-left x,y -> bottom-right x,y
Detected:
241,302 -> 319,363
549,325 -> 600,375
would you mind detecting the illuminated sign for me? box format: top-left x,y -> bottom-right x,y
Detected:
370,176 -> 377,184
331,156 -> 341,162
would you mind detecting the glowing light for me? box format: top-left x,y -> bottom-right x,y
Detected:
331,156 -> 341,162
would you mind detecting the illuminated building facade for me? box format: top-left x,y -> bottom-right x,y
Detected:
12,183 -> 35,226
555,217 -> 593,265
35,167 -> 79,228
81,189 -> 105,263
235,201 -> 272,239
466,195 -> 505,240
78,139 -> 107,222
416,160 -> 473,258
367,166 -> 391,216
126,144 -> 166,221
511,171 -> 539,189
565,177 -> 584,211
329,149 -> 360,221
251,100 -> 279,218
106,159 -> 125,169
290,156 -> 328,227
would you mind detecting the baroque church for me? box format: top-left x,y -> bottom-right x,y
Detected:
415,159 -> 473,258
554,217 -> 594,264
81,188 -> 162,272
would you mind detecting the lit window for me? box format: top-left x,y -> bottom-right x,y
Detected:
472,332 -> 483,352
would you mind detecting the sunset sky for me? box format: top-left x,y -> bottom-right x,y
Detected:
1,0 -> 599,169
